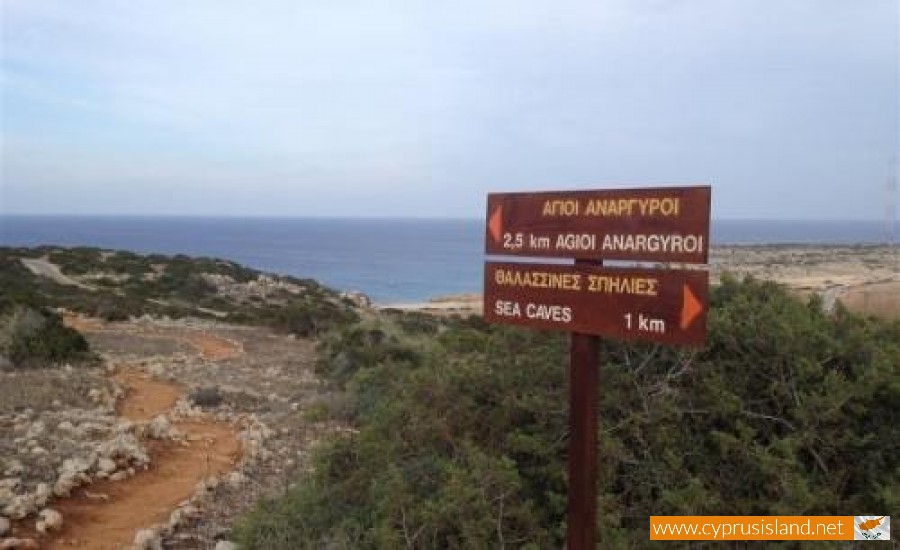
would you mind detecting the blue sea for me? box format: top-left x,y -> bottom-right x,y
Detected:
0,216 -> 889,303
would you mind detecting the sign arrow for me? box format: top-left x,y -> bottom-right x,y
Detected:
680,283 -> 703,330
488,204 -> 503,243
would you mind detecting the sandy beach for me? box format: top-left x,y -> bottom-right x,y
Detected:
380,245 -> 900,319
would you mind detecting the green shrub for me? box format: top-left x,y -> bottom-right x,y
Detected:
236,277 -> 900,548
0,307 -> 93,368
190,386 -> 224,408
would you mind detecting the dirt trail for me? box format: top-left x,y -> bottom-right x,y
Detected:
20,258 -> 97,291
21,372 -> 240,549
16,319 -> 244,549
113,370 -> 181,422
64,315 -> 244,362
177,332 -> 242,362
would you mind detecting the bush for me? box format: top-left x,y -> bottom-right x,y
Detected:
190,386 -> 224,408
236,277 -> 900,548
0,307 -> 93,368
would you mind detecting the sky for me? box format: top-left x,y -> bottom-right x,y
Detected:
1,0 -> 897,219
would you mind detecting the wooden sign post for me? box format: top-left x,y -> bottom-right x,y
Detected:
483,185 -> 711,549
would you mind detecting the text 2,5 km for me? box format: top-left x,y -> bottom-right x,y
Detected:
623,312 -> 666,333
503,232 -> 524,250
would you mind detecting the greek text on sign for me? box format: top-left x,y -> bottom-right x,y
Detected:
485,186 -> 711,263
484,262 -> 708,346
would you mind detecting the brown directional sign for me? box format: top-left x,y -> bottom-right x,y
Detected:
485,185 -> 711,263
484,261 -> 708,346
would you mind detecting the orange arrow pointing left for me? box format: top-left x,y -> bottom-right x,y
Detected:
680,283 -> 703,330
488,204 -> 503,243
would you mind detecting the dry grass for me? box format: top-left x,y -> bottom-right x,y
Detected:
839,281 -> 900,319
0,368 -> 110,414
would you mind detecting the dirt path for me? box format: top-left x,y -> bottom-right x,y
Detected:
64,315 -> 244,362
113,370 -> 181,422
17,368 -> 239,549
20,258 -> 98,291
36,320 -> 243,548
176,332 -> 242,362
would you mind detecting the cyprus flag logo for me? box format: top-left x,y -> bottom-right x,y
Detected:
854,516 -> 890,541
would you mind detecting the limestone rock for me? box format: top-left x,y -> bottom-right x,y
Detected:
33,484 -> 51,508
3,495 -> 35,520
97,458 -> 117,475
227,471 -> 246,488
147,415 -> 175,439
25,422 -> 45,439
2,462 -> 23,477
0,538 -> 39,549
35,508 -> 63,534
109,471 -> 128,482
98,433 -> 150,466
133,528 -> 162,550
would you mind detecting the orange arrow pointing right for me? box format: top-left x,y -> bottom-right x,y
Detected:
488,204 -> 503,243
680,283 -> 703,330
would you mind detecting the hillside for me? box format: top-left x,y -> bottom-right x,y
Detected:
0,246 -> 897,548
1,246 -> 361,334
0,247 -> 363,548
238,276 -> 900,548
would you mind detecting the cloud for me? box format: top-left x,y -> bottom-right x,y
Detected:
2,0 -> 897,218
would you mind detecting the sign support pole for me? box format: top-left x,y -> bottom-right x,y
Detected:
483,186 -> 711,548
567,260 -> 600,549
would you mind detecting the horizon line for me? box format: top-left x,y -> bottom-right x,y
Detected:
0,213 -> 891,224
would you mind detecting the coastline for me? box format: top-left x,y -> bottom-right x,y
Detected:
378,244 -> 900,319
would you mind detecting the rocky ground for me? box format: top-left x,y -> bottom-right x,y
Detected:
0,316 -> 347,549
2,244 -> 897,548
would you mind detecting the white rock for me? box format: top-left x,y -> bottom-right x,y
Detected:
214,542 -> 238,550
0,538 -> 39,549
25,422 -> 44,439
35,508 -> 63,534
33,484 -> 51,508
109,471 -> 127,482
98,434 -> 150,465
3,495 -> 35,519
147,416 -> 173,439
97,458 -> 117,474
53,475 -> 78,498
168,508 -> 184,529
227,471 -> 246,488
148,364 -> 166,378
133,528 -> 162,550
60,457 -> 93,475
56,421 -> 74,432
0,478 -> 19,492
0,517 -> 9,537
2,462 -> 23,477
115,419 -> 135,434
179,504 -> 199,519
